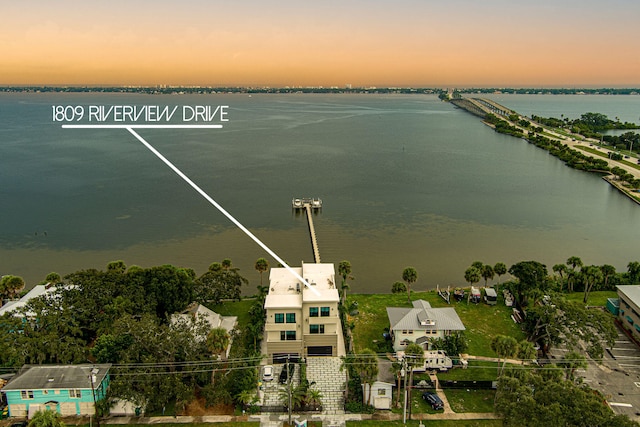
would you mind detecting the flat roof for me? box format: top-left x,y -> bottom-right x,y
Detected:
264,263 -> 338,308
617,285 -> 640,306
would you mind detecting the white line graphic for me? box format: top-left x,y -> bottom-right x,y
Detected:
62,125 -> 223,129
118,126 -> 317,294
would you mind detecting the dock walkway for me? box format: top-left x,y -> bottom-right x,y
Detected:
292,198 -> 322,263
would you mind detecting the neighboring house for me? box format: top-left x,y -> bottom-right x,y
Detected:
617,285 -> 640,340
263,262 -> 345,361
362,381 -> 394,410
2,364 -> 111,418
171,303 -> 237,358
387,300 -> 465,351
0,284 -> 61,318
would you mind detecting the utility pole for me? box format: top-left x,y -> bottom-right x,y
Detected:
89,367 -> 100,427
402,356 -> 407,424
287,356 -> 292,426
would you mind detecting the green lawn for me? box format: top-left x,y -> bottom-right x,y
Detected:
210,298 -> 256,330
349,290 -> 524,357
563,290 -> 618,307
444,389 -> 495,413
436,360 -> 499,382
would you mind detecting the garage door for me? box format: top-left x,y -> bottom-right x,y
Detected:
307,346 -> 333,356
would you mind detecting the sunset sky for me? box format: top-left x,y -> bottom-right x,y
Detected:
2,0 -> 639,87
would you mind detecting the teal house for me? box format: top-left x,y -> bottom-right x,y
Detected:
2,364 -> 111,418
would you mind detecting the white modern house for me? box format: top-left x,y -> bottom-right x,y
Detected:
617,285 -> 640,340
263,262 -> 345,361
386,300 -> 465,351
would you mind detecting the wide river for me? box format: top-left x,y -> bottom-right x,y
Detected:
1,92 -> 639,293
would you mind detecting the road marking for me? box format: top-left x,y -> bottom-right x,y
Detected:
609,402 -> 633,407
62,124 -> 224,129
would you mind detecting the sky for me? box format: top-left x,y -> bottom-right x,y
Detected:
2,0 -> 639,87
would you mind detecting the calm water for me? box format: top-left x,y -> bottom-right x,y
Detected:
1,93 -> 639,292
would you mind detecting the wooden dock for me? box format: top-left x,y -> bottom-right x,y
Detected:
306,205 -> 321,263
293,198 -> 322,263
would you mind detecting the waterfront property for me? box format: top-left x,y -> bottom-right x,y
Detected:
617,285 -> 640,340
263,262 -> 345,361
2,364 -> 111,417
170,302 -> 237,358
0,284 -> 61,318
387,300 -> 465,352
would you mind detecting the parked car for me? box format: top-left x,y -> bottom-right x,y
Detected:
422,391 -> 444,410
279,363 -> 295,384
262,365 -> 274,382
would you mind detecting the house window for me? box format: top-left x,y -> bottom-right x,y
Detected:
21,390 -> 34,399
627,316 -> 634,325
320,307 -> 330,317
309,307 -> 319,317
310,324 -> 325,334
280,331 -> 296,341
275,313 -> 284,323
378,388 -> 387,396
69,389 -> 82,398
42,390 -> 49,395
286,313 -> 296,323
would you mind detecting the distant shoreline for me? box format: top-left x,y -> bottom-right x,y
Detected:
1,86 -> 640,96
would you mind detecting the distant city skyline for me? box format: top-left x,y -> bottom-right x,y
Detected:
2,0 -> 639,87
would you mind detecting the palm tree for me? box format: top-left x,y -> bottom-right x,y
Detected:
390,361 -> 403,408
628,261 -> 640,284
516,340 -> 537,366
552,264 -> 568,291
404,342 -> 424,418
402,267 -> 418,304
28,410 -> 66,427
464,267 -> 481,303
254,258 -> 269,286
481,264 -> 495,287
206,327 -> 230,360
354,349 -> 379,405
0,275 -> 25,305
236,389 -> 257,410
306,387 -> 323,410
599,264 -> 616,290
582,265 -> 603,304
338,260 -> 353,305
491,335 -> 519,375
566,256 -> 583,292
494,262 -> 507,285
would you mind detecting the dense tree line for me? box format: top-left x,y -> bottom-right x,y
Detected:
496,366 -> 638,427
0,259 -> 260,415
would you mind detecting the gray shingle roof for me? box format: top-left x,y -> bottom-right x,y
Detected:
3,364 -> 111,391
386,300 -> 465,332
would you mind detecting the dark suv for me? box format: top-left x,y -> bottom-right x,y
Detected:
422,391 -> 444,410
279,363 -> 296,384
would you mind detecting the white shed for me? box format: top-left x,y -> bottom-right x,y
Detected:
362,381 -> 394,409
